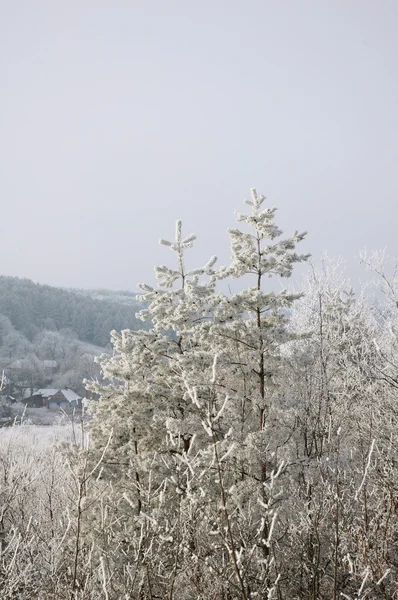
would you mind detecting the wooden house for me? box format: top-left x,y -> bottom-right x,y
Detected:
28,388 -> 82,409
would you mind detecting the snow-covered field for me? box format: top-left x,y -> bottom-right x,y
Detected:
0,422 -> 82,448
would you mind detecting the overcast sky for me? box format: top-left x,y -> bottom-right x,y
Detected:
1,1 -> 397,291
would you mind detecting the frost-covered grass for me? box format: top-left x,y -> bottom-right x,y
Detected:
0,422 -> 82,448
5,403 -> 85,427
0,422 -> 88,599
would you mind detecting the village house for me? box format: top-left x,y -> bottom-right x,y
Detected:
26,388 -> 82,409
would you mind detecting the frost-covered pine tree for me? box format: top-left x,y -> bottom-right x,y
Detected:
181,188 -> 310,594
197,189 -> 309,504
84,189 -> 310,598
211,188 -> 308,429
85,220 -> 221,597
88,221 -> 217,454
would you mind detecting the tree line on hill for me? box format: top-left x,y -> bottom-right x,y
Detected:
0,276 -> 146,347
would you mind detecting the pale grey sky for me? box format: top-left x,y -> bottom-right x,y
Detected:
1,1 -> 397,291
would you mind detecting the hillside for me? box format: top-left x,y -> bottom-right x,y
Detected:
0,276 -> 147,347
0,276 -> 149,401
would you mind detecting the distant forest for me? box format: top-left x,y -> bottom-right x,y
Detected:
0,276 -> 146,347
0,276 -> 147,400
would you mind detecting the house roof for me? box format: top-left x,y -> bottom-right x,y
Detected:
35,388 -> 59,397
35,388 -> 82,402
60,389 -> 81,402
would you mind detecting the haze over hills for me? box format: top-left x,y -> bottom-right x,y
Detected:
70,287 -> 146,308
0,275 -> 148,400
